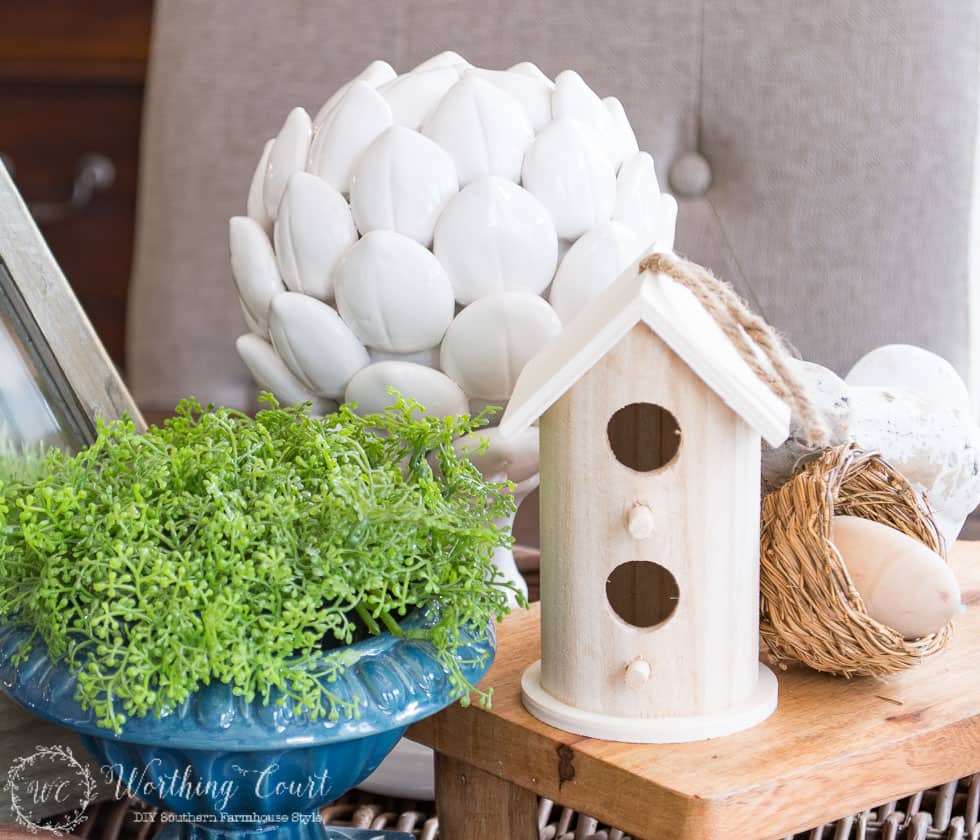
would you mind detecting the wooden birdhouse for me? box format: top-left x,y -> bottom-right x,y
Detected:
499,254 -> 791,743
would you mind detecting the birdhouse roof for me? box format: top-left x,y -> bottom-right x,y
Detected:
500,257 -> 791,447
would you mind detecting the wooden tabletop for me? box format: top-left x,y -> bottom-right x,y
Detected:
410,541 -> 980,840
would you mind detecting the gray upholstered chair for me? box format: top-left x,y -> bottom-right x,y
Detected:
127,0 -> 980,415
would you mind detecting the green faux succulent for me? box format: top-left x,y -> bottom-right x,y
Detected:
0,394 -> 520,733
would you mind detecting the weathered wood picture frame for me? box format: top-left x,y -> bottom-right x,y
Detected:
0,163 -> 144,442
0,163 -> 142,820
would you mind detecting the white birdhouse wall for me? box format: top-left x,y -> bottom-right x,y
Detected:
538,325 -> 763,719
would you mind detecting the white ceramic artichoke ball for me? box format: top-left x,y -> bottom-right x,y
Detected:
230,52 -> 678,595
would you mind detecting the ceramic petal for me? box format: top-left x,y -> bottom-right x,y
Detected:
549,220 -> 643,323
229,216 -> 285,335
604,97 -> 639,170
246,139 -> 275,234
350,126 -> 458,246
422,75 -> 533,185
379,66 -> 462,130
345,361 -> 468,417
369,346 -> 442,368
522,117 -> 615,240
235,333 -> 337,413
263,107 -> 313,221
433,176 -> 557,304
334,230 -> 455,352
274,172 -> 357,300
551,70 -> 618,161
507,62 -> 553,85
308,81 -> 393,194
313,60 -> 397,128
440,292 -> 562,400
613,152 -> 662,247
268,292 -> 369,397
412,51 -> 470,72
468,67 -> 553,130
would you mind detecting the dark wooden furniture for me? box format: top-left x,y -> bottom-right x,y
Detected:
0,1 -> 154,371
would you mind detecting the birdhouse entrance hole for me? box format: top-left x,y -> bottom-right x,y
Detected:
606,561 -> 679,628
607,403 -> 681,472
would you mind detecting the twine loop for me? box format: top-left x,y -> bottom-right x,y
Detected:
639,252 -> 830,447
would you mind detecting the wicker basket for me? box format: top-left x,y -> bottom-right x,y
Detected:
760,443 -> 951,677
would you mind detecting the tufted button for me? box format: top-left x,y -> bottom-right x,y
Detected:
668,152 -> 712,198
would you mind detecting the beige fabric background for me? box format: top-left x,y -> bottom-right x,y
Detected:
128,0 -> 980,410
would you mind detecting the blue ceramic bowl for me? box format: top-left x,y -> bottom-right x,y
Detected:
0,609 -> 494,839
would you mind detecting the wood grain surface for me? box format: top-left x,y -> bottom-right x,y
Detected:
412,541 -> 980,840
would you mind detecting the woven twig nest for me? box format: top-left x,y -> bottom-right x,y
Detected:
760,443 -> 952,677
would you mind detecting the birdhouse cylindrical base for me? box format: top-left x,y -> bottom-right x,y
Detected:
521,660 -> 778,743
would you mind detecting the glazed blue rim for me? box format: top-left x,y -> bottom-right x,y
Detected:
0,608 -> 495,751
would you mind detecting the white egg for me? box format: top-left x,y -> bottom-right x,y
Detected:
274,172 -> 356,300
549,221 -> 643,324
334,230 -> 455,352
263,107 -> 312,221
441,292 -> 562,399
246,138 -> 275,234
433,177 -> 558,305
422,75 -> 534,186
229,216 -> 285,335
268,292 -> 369,398
350,126 -> 459,247
308,81 -> 393,194
832,515 -> 960,639
379,66 -> 462,130
235,333 -> 337,414
522,118 -> 615,240
345,361 -> 468,417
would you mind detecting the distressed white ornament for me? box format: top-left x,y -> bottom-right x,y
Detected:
433,177 -> 558,304
422,75 -> 534,186
235,333 -> 337,414
350,126 -> 459,246
549,221 -> 643,324
763,354 -> 980,543
441,291 -> 562,399
274,172 -> 356,300
334,230 -> 454,352
263,107 -> 312,221
522,118 -> 615,240
268,292 -> 369,398
229,216 -> 285,335
308,81 -> 393,194
846,344 -> 972,413
345,361 -> 468,417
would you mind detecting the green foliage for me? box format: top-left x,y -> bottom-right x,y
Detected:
0,394 -> 521,733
